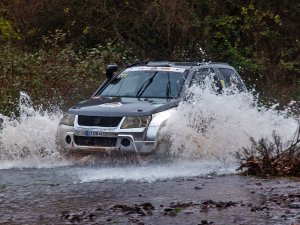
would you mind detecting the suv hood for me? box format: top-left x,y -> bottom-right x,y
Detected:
68,97 -> 179,117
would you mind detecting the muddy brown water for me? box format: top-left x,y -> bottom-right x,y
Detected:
1,166 -> 300,225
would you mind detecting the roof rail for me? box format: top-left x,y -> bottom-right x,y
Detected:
147,61 -> 171,67
127,61 -> 172,68
126,61 -> 148,68
173,62 -> 201,66
204,62 -> 229,65
126,61 -> 229,68
173,61 -> 229,66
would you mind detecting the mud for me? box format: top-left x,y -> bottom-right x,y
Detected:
1,167 -> 300,225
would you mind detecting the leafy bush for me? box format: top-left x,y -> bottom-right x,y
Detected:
0,30 -> 137,115
0,17 -> 18,41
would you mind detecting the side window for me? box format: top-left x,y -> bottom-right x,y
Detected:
191,68 -> 212,84
218,68 -> 244,90
191,68 -> 223,93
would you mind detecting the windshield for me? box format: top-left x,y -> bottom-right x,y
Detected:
99,68 -> 186,99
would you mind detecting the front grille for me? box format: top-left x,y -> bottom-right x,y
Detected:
78,115 -> 123,127
74,136 -> 117,147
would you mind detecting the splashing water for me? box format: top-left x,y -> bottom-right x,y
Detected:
0,85 -> 298,181
0,92 -> 71,169
74,81 -> 298,183
164,82 -> 298,161
75,160 -> 235,183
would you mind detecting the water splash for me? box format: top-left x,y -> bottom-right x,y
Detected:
0,84 -> 298,182
0,92 -> 71,169
164,82 -> 298,161
74,160 -> 235,183
74,81 -> 298,183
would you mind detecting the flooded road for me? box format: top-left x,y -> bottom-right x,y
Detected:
1,165 -> 300,225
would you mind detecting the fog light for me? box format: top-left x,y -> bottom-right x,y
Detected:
65,135 -> 71,144
121,138 -> 130,147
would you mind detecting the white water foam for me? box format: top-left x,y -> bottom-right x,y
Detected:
75,160 -> 236,183
0,92 -> 71,169
164,83 -> 298,160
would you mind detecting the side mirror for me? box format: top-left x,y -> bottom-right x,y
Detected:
106,64 -> 119,80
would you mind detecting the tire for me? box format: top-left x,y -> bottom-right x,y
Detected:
154,133 -> 173,162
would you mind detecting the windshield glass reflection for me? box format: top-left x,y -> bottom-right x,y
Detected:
100,70 -> 186,99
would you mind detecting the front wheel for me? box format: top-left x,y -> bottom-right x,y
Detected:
153,134 -> 173,162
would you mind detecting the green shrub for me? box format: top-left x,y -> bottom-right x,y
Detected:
0,31 -> 138,115
0,18 -> 18,41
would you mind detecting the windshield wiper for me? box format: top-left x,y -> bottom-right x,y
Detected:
166,72 -> 171,99
136,72 -> 158,98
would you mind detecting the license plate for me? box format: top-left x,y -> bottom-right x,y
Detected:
74,130 -> 118,137
84,131 -> 104,137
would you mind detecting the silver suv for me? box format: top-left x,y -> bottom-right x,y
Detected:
56,61 -> 245,154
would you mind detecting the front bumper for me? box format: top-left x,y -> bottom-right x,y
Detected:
56,124 -> 156,154
56,110 -> 173,154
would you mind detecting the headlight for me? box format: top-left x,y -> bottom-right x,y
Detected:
60,113 -> 76,126
121,116 -> 151,129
